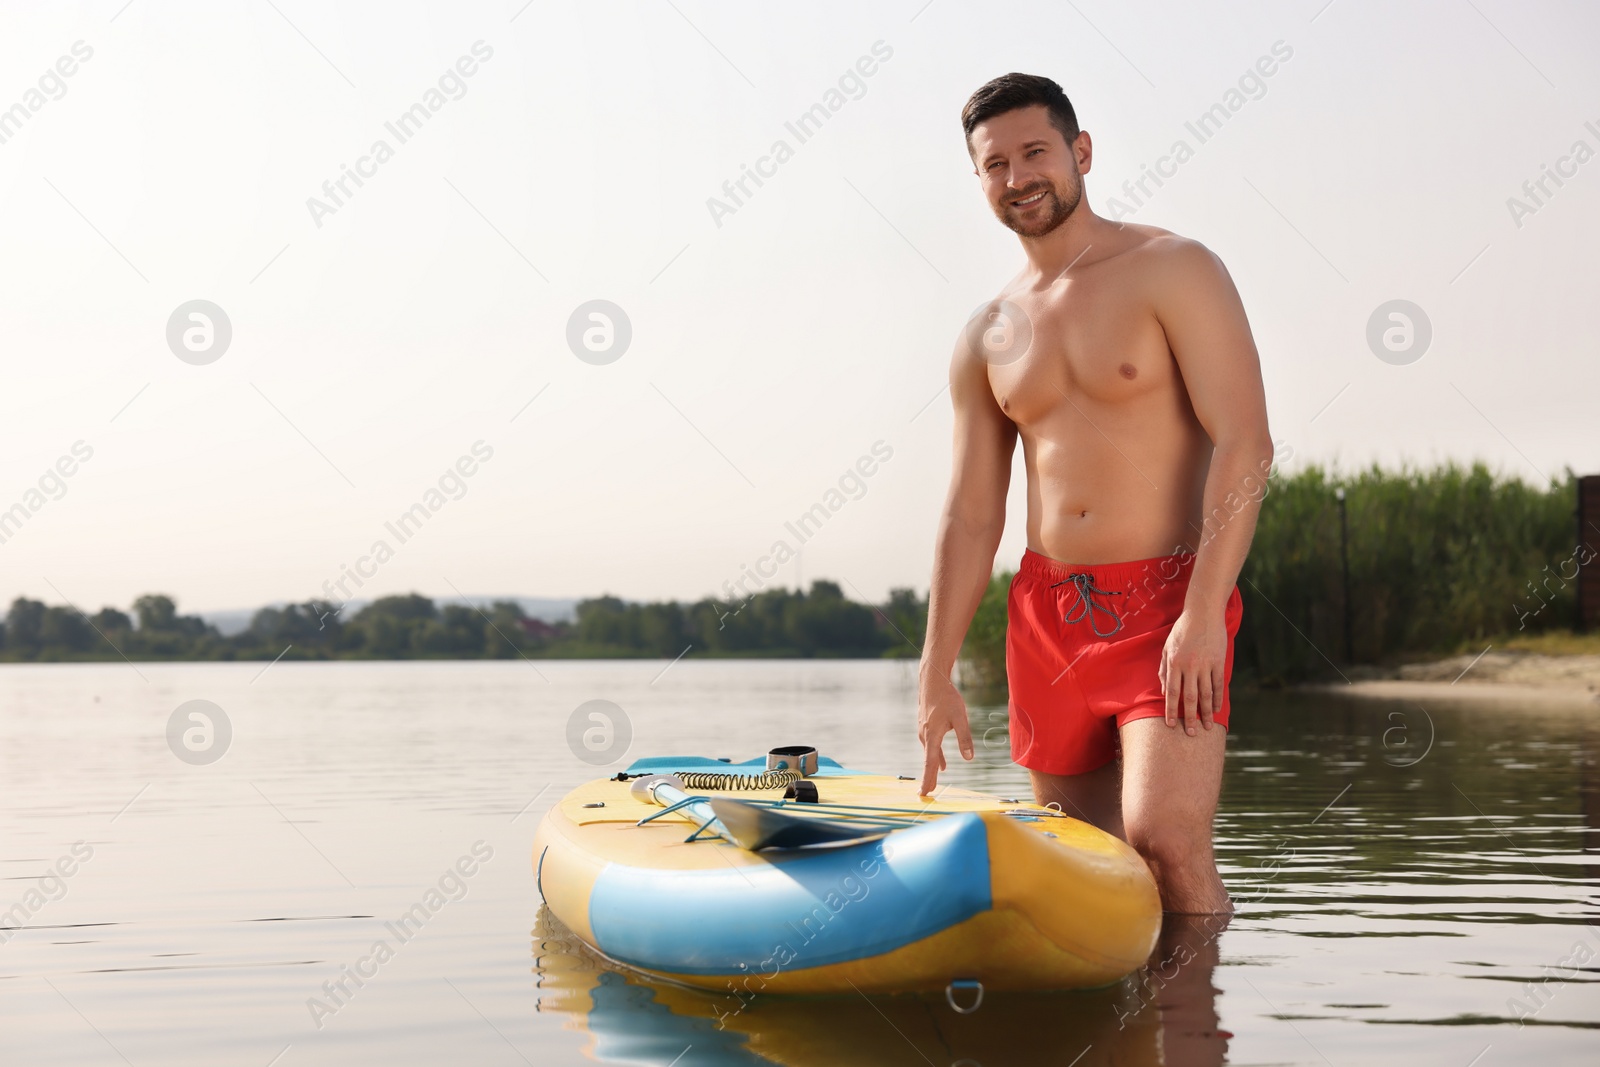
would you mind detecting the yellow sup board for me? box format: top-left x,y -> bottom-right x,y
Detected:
533,753 -> 1161,995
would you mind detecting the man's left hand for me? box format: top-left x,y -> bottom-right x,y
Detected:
1159,608 -> 1229,736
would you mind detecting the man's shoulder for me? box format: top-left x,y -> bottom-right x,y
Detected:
1120,225 -> 1219,269
1111,227 -> 1232,303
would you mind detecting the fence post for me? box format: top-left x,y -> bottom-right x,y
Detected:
1336,486 -> 1352,661
1579,475 -> 1600,633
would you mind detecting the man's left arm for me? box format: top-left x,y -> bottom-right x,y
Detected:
1154,240 -> 1275,736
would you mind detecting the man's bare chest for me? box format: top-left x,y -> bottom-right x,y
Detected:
986,283 -> 1177,425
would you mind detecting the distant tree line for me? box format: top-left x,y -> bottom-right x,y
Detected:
9,462 -> 1575,683
0,582 -> 930,663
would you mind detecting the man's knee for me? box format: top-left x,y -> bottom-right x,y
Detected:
1124,819 -> 1207,875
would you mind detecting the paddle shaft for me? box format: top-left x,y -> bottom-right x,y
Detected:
633,777 -> 743,846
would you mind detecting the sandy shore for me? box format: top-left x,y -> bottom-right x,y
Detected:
1300,650 -> 1600,706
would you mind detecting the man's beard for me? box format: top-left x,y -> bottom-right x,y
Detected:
997,177 -> 1081,237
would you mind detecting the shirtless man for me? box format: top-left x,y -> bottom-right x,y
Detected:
917,74 -> 1274,915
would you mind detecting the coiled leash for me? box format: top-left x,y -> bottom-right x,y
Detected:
1050,572 -> 1125,637
676,767 -> 803,791
646,746 -> 819,793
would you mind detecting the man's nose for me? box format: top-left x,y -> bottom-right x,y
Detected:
1004,174 -> 1040,197
1006,165 -> 1041,187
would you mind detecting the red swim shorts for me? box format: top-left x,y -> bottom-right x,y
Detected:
1005,548 -> 1243,776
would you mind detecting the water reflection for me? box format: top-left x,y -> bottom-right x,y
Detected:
533,906 -> 1247,1066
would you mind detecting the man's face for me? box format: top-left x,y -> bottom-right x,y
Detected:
969,105 -> 1086,238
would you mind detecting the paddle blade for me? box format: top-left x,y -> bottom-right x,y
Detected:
707,798 -> 889,851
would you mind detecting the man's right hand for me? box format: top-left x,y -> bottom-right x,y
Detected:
917,672 -> 974,796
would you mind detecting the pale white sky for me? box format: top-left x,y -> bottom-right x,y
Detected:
2,0 -> 1596,614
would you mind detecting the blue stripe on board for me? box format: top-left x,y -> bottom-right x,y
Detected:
588,812 -> 992,976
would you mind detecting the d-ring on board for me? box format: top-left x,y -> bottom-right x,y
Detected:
945,977 -> 984,1014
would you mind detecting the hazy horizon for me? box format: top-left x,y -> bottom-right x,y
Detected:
4,0 -> 1596,614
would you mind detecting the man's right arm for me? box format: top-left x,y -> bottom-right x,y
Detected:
917,327 -> 1017,795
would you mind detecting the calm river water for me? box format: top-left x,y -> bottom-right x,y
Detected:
1,661 -> 1595,1066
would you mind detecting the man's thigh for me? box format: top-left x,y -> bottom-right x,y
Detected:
1119,716 -> 1227,837
1029,760 -> 1123,839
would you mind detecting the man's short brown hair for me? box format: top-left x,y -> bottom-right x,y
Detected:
961,73 -> 1080,157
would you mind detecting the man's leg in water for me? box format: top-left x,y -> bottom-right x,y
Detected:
1119,716 -> 1231,914
1143,912 -> 1233,1066
1028,760 -> 1124,839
